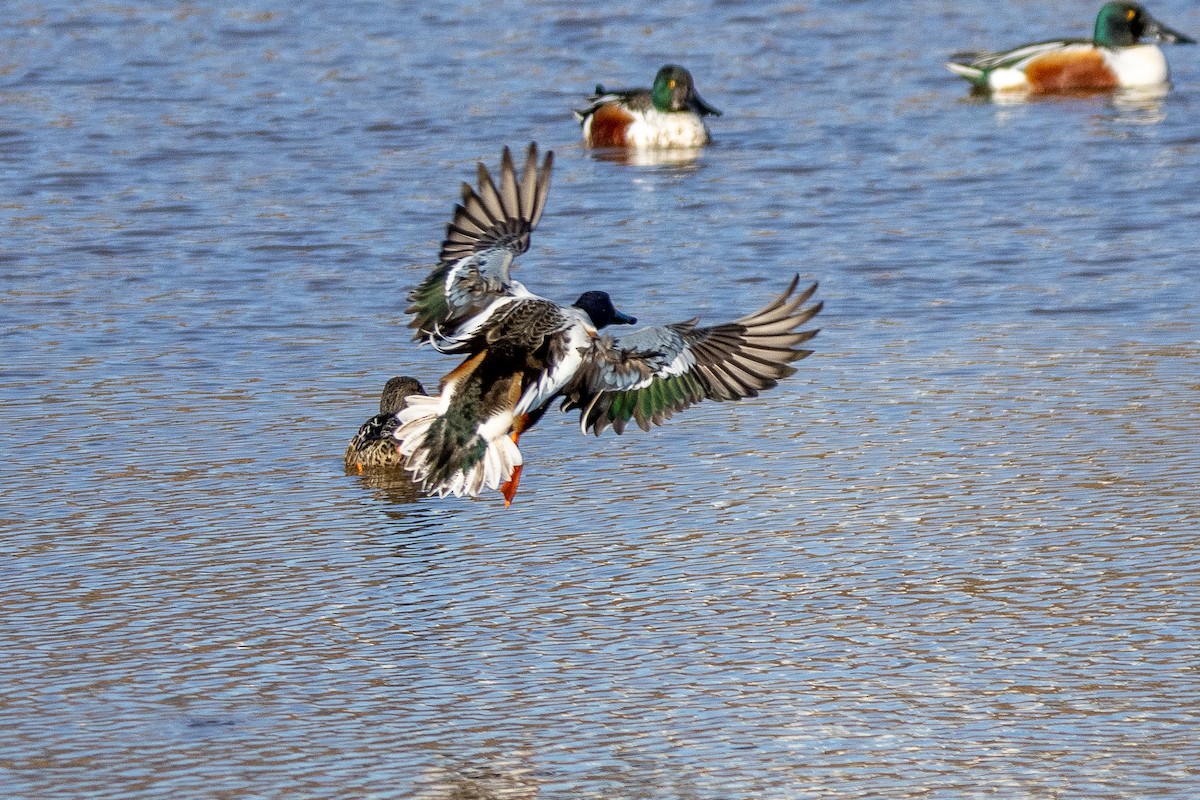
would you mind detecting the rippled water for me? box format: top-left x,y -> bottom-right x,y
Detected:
4,2 -> 1200,798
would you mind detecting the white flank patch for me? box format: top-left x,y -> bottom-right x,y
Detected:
988,67 -> 1030,92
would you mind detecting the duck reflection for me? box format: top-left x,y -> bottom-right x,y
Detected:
964,83 -> 1167,125
1109,84 -> 1168,123
586,145 -> 705,168
413,757 -> 540,799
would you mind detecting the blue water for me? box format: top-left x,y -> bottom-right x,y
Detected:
3,2 -> 1199,798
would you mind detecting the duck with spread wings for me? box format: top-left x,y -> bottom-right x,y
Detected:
395,144 -> 822,505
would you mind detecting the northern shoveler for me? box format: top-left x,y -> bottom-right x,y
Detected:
344,376 -> 427,472
574,64 -> 721,148
946,2 -> 1195,93
395,144 -> 822,506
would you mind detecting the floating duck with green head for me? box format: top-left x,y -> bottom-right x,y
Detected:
946,2 -> 1194,94
574,64 -> 722,148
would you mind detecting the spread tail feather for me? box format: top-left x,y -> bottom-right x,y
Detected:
394,395 -> 522,498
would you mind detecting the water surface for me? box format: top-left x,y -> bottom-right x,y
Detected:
3,2 -> 1199,798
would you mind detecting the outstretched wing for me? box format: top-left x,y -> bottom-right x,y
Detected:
407,143 -> 554,340
564,276 -> 822,435
439,142 -> 553,263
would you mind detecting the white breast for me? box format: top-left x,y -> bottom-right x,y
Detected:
515,317 -> 593,417
625,109 -> 711,148
1105,45 -> 1169,87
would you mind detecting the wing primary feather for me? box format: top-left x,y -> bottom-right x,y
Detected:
448,204 -> 489,236
499,146 -> 520,224
475,160 -> 506,223
529,150 -> 553,230
518,143 -> 538,222
735,274 -> 802,322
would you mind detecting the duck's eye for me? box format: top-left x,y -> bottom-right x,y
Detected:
1127,8 -> 1136,20
668,79 -> 677,89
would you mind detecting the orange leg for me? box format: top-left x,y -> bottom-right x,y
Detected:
499,415 -> 529,507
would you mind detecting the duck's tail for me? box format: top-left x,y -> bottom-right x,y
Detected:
945,60 -> 987,87
394,394 -> 522,499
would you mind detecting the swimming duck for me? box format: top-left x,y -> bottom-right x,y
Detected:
946,2 -> 1194,93
574,64 -> 721,148
395,144 -> 822,505
344,376 -> 427,472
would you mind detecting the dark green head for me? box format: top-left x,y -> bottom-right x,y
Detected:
650,64 -> 722,116
1094,2 -> 1195,47
573,291 -> 637,329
